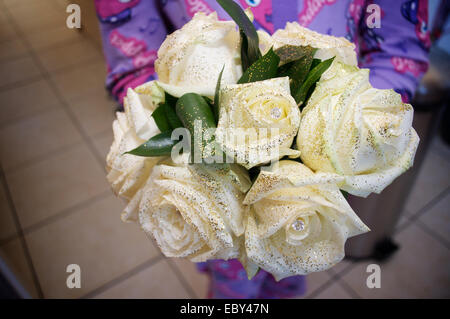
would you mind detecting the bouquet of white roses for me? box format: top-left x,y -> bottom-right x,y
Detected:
106,0 -> 419,280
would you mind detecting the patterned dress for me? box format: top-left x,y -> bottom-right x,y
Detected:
94,0 -> 430,298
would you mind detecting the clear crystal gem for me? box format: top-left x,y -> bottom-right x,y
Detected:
291,219 -> 305,231
270,107 -> 281,119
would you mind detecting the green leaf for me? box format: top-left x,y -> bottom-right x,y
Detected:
217,0 -> 261,71
341,190 -> 349,199
165,92 -> 178,108
176,93 -> 216,160
277,48 -> 315,94
162,102 -> 183,129
203,96 -> 213,105
238,47 -> 280,84
176,93 -> 216,131
240,30 -> 251,71
150,92 -> 182,130
213,65 -> 225,123
151,104 -> 170,132
293,56 -> 335,106
274,45 -> 314,65
310,58 -> 321,70
125,131 -> 177,157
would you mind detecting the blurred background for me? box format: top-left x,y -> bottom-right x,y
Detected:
0,0 -> 448,299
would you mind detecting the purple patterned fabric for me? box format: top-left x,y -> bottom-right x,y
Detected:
94,0 -> 430,298
95,0 -> 430,104
196,259 -> 306,299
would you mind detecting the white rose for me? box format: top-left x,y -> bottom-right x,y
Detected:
243,160 -> 369,280
216,77 -> 301,169
138,160 -> 251,262
296,62 -> 419,197
106,82 -> 164,222
155,12 -> 242,98
258,22 -> 357,66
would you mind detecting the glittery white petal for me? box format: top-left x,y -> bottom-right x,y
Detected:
297,62 -> 419,197
124,88 -> 160,141
155,12 -> 242,98
138,161 -> 249,262
216,77 -> 301,169
259,22 -> 357,66
106,86 -> 162,215
244,160 -> 369,280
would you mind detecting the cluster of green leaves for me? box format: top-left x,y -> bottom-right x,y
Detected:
126,91 -> 217,158
215,0 -> 334,106
126,92 -> 180,157
238,43 -> 334,107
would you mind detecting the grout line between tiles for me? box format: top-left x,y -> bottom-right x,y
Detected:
0,2 -> 108,172
329,258 -> 359,279
0,164 -> 44,298
0,233 -> 18,248
409,186 -> 450,222
80,255 -> 163,299
0,53 -> 102,94
305,273 -> 337,299
334,277 -> 361,299
0,102 -> 60,130
396,186 -> 450,234
0,74 -> 43,93
37,55 -> 104,78
21,190 -> 112,236
4,139 -> 84,174
165,258 -> 198,299
0,50 -> 31,64
415,218 -> 450,250
0,189 -> 112,248
320,260 -> 361,298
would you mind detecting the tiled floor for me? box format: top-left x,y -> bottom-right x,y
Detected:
0,0 -> 449,299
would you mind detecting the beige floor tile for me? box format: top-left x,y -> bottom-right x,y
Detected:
341,224 -> 450,298
0,108 -> 83,170
51,61 -> 107,101
303,270 -> 333,297
57,0 -> 70,8
405,151 -> 450,214
0,177 -> 17,242
92,130 -> 113,160
25,194 -> 159,298
3,0 -> 50,9
0,78 -> 60,127
24,25 -> 83,52
418,193 -> 450,245
36,40 -> 102,74
0,55 -> 41,88
328,258 -> 353,276
172,258 -> 209,298
68,92 -> 116,137
431,135 -> 450,162
94,259 -> 190,299
9,4 -> 65,33
396,214 -> 411,230
5,143 -> 110,229
313,281 -> 353,299
0,38 -> 28,62
0,238 -> 39,298
0,12 -> 17,42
